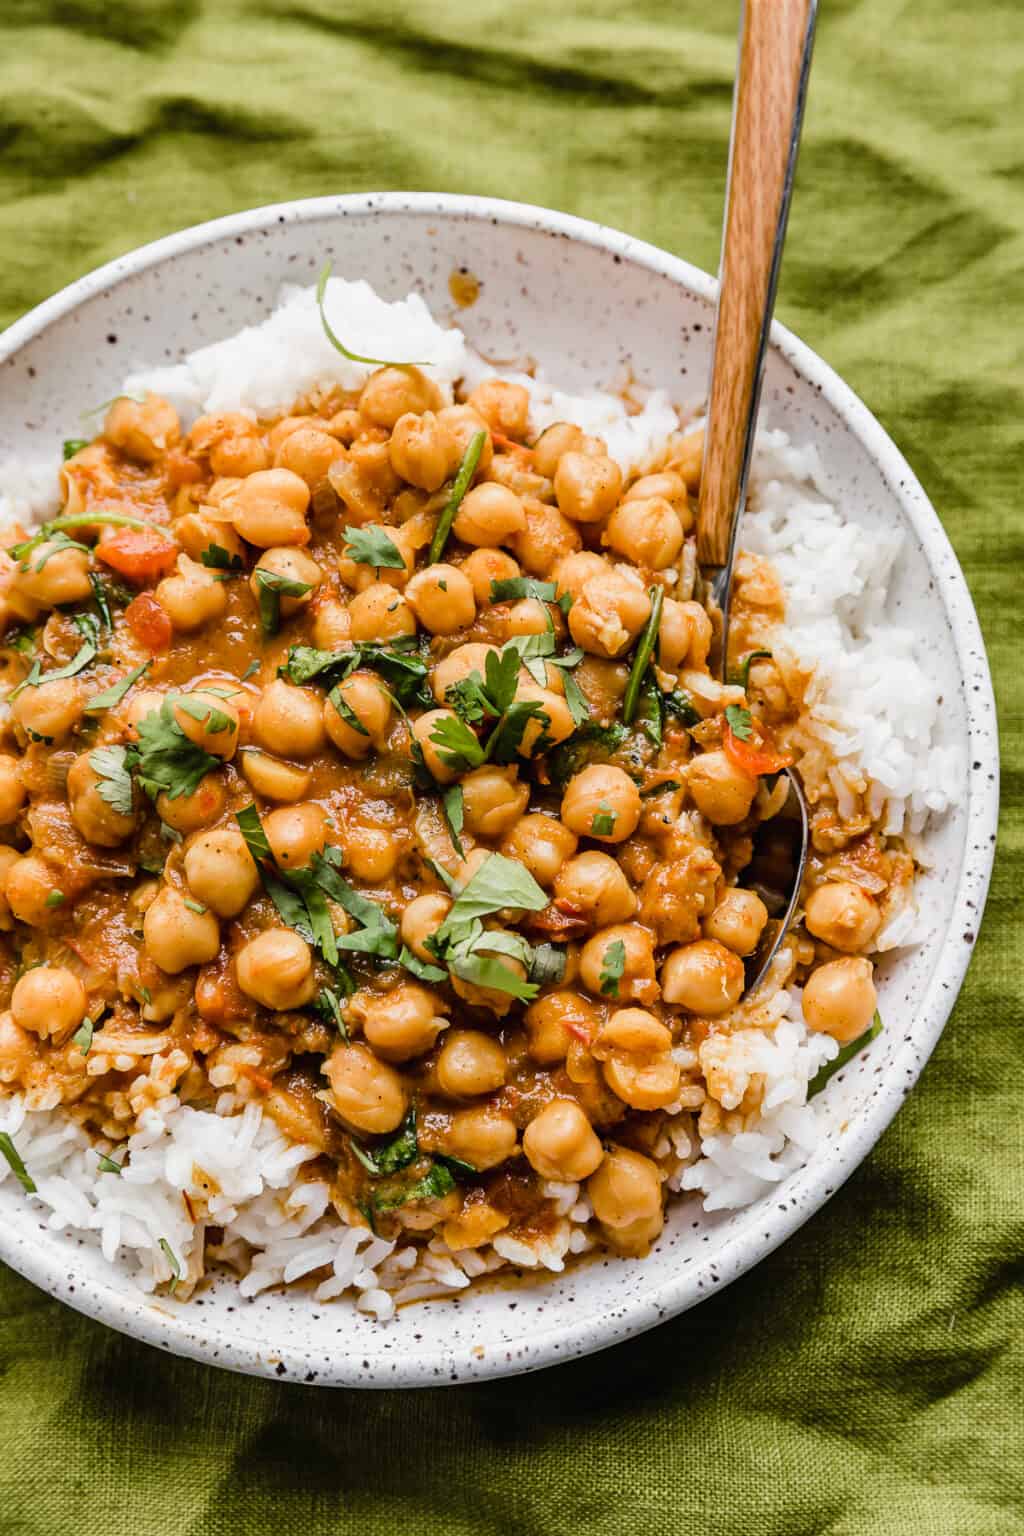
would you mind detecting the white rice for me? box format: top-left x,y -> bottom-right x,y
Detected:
0,277 -> 950,1309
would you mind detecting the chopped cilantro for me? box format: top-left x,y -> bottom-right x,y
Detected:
44,890 -> 65,908
62,438 -> 89,460
0,1132 -> 36,1194
808,1011 -> 883,1097
342,524 -> 406,570
598,938 -> 627,998
200,544 -> 244,572
428,430 -> 487,563
725,704 -> 754,741
84,660 -> 150,715
590,802 -> 617,837
89,745 -> 135,817
441,784 -> 465,857
253,568 -> 312,635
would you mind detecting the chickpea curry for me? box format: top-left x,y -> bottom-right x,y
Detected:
0,360 -> 897,1279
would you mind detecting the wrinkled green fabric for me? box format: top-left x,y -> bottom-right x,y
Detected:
1,1 -> 1020,1531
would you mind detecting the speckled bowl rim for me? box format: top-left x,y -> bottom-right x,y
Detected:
0,193 -> 999,1387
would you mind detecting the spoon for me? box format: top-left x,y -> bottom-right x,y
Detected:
696,0 -> 818,991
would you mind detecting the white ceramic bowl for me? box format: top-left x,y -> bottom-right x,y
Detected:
0,194 -> 998,1387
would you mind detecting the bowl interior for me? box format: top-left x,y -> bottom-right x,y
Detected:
0,197 -> 995,1386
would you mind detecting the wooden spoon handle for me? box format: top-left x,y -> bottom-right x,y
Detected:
697,0 -> 817,568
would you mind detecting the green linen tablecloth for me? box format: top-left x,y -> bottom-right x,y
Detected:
1,2 -> 1020,1531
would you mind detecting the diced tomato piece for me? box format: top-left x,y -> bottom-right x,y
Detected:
96,526 -> 178,584
723,721 -> 794,779
125,592 -> 173,652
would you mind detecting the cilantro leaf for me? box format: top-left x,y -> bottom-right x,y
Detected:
598,938 -> 627,998
235,803 -> 273,863
398,946 -> 447,983
561,670 -> 589,727
441,784 -> 465,858
429,713 -> 485,773
316,260 -> 426,369
439,853 -> 547,931
134,699 -> 220,801
622,585 -> 663,726
547,722 -> 628,790
352,1106 -> 419,1177
200,544 -> 244,573
85,660 -> 150,715
158,1238 -> 182,1283
89,745 -> 135,817
725,704 -> 754,741
635,674 -> 663,748
327,684 -> 370,737
96,1152 -> 124,1176
254,568 -> 312,635
8,612 -> 99,700
371,1161 -> 456,1212
315,987 -> 350,1040
486,699 -> 549,763
342,524 -> 406,570
73,1015 -> 95,1054
528,943 -> 567,988
62,438 -> 89,461
447,947 -> 539,1001
590,802 -> 617,837
489,577 -> 558,604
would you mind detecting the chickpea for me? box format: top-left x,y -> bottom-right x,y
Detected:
436,404 -> 494,473
802,957 -> 877,1044
360,366 -> 442,429
467,379 -> 530,439
525,990 -> 599,1064
266,416 -> 309,455
66,751 -> 136,847
445,1106 -> 518,1171
324,1041 -> 408,1134
660,939 -> 744,1014
704,888 -> 769,956
190,412 -> 268,478
602,496 -> 683,569
143,886 -> 220,974
388,411 -> 454,492
323,672 -> 393,759
240,750 -> 312,803
15,543 -> 92,607
805,881 -> 881,953
602,1051 -> 680,1113
231,468 -> 310,547
263,803 -> 326,870
553,850 -> 637,927
568,567 -> 651,658
183,828 -> 258,918
579,924 -> 658,1005
623,470 -> 693,530
4,855 -> 61,926
405,563 -> 476,634
504,598 -> 551,639
501,813 -> 578,887
104,392 -> 180,463
510,499 -> 580,576
172,690 -> 240,759
347,582 -> 416,643
531,421 -> 586,479
253,679 -> 326,758
343,825 -> 400,883
551,550 -> 607,602
449,932 -> 529,1018
0,755 -> 26,825
412,709 -> 465,784
0,1012 -> 37,1084
658,597 -> 698,672
310,597 -> 352,651
362,983 -> 449,1063
11,966 -> 87,1040
554,451 -> 622,524
0,847 -> 19,930
434,1028 -> 505,1098
250,547 -> 322,617
687,750 -> 758,826
156,772 -> 227,834
460,548 -> 520,605
236,927 -> 315,1010
561,764 -> 641,844
273,424 -> 344,488
400,891 -> 451,961
513,682 -> 576,756
459,765 -> 529,839
430,643 -> 499,704
155,557 -> 227,633
587,1146 -> 663,1247
453,482 -> 526,548
597,1008 -> 671,1055
173,509 -> 246,567
522,1098 -> 603,1182
11,676 -> 81,743
669,428 -> 704,492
